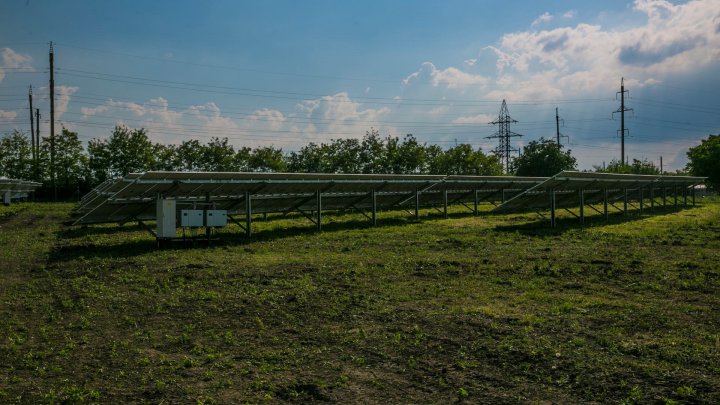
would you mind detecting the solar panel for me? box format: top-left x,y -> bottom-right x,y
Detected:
0,178 -> 42,204
72,171 -> 547,226
493,171 -> 706,226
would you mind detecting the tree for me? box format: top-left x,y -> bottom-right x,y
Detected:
359,128 -> 386,174
200,137 -> 237,171
601,158 -> 659,175
429,144 -> 502,175
87,137 -> 112,184
687,134 -> 720,191
513,138 -> 576,177
0,130 -> 33,180
249,146 -> 287,172
52,128 -> 89,190
177,139 -> 203,171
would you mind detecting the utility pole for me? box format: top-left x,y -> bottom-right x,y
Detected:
613,77 -> 633,165
28,85 -> 34,163
49,42 -> 56,201
660,156 -> 663,174
487,99 -> 523,173
35,109 -> 40,180
555,107 -> 561,145
554,107 -> 568,147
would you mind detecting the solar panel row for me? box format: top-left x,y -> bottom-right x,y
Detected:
72,171 -> 546,226
0,178 -> 42,205
493,171 -> 706,226
72,171 -> 706,234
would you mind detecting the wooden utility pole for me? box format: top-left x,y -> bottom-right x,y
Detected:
28,85 -> 34,162
49,42 -> 56,200
35,109 -> 40,180
660,156 -> 663,174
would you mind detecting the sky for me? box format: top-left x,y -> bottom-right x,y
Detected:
0,0 -> 719,171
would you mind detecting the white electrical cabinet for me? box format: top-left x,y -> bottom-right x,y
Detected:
205,210 -> 228,227
156,198 -> 177,238
2,191 -> 10,205
180,209 -> 204,227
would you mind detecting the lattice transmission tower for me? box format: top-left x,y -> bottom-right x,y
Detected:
487,99 -> 523,173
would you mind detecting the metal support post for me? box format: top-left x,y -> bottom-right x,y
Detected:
316,190 -> 322,231
683,188 -> 687,206
473,189 -> 479,216
662,187 -> 667,207
650,187 -> 654,210
623,188 -> 628,216
674,187 -> 678,207
603,188 -> 609,220
692,186 -> 696,205
414,189 -> 420,220
501,188 -> 506,203
639,188 -> 643,216
245,191 -> 252,237
371,189 -> 377,226
579,189 -> 585,225
443,189 -> 448,219
550,189 -> 556,228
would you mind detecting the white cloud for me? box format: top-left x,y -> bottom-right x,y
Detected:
562,10 -> 577,19
294,92 -> 391,142
451,113 -> 496,124
0,110 -> 17,120
403,62 -> 489,89
248,108 -> 286,130
0,47 -> 33,83
493,0 -> 720,82
531,12 -> 554,28
1,47 -> 33,69
464,58 -> 477,67
54,86 -> 78,121
80,105 -> 108,117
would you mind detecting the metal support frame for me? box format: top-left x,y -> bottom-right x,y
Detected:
245,191 -> 252,237
603,188 -> 609,220
371,189 -> 377,226
650,187 -> 654,210
639,188 -> 644,216
623,188 -> 628,216
550,189 -> 556,228
579,188 -> 585,225
414,189 -> 420,220
674,186 -> 678,207
692,186 -> 696,205
473,189 -> 479,216
315,190 -> 322,231
443,189 -> 448,219
662,187 -> 667,207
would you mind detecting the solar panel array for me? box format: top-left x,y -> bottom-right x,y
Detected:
72,172 -> 546,225
494,171 -> 705,216
1,178 -> 42,203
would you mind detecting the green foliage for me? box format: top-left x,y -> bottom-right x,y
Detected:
0,129 -> 32,179
513,138 -> 577,176
600,158 -> 660,175
687,134 -> 720,190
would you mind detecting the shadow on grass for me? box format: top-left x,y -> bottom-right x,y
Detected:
50,211 -> 451,262
494,205 -> 692,235
50,203 -> 696,261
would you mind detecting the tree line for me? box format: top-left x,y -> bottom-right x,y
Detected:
0,126 -> 504,199
2,125 -> 715,199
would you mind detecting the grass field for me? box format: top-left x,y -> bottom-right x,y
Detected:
1,200 -> 719,403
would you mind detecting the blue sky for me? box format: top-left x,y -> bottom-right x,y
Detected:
1,0 -> 719,171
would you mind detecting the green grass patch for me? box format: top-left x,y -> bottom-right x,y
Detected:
1,200 -> 719,403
